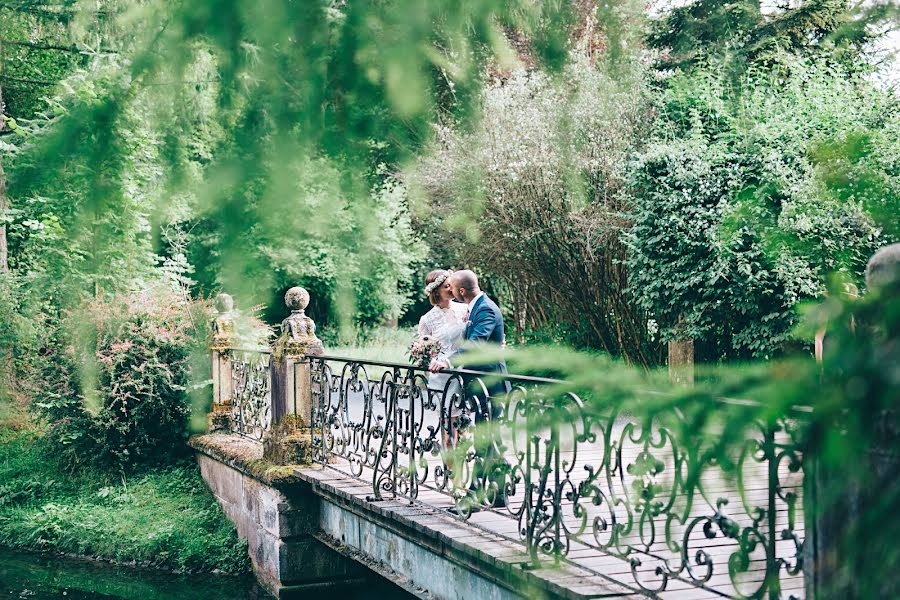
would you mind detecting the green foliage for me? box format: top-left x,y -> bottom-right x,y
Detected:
0,274 -> 39,402
412,53 -> 659,365
0,429 -> 249,574
35,289 -> 205,473
4,0 -> 574,328
6,47 -> 222,301
0,2 -> 93,121
188,170 -> 425,337
626,58 -> 896,360
801,278 -> 900,597
647,0 -> 898,76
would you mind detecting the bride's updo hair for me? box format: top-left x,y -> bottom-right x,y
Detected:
424,269 -> 451,306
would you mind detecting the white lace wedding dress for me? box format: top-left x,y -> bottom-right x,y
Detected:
417,301 -> 467,412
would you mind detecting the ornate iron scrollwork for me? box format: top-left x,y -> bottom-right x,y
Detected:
307,354 -> 807,599
229,350 -> 272,440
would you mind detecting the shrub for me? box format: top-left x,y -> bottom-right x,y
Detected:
411,53 -> 660,366
626,58 -> 896,360
0,273 -> 39,408
35,287 -> 205,473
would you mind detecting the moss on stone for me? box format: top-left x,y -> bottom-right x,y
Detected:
188,434 -> 318,491
272,413 -> 306,432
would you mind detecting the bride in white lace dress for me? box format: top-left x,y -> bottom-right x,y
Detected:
417,269 -> 467,387
417,269 -> 467,446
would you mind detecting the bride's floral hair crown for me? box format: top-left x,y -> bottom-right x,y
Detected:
424,270 -> 453,295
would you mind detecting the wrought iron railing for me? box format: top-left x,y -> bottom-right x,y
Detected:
228,348 -> 272,440
307,354 -> 808,600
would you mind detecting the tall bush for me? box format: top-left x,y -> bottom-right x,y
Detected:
0,274 -> 39,408
626,58 -> 897,360
35,288 -> 205,473
411,54 -> 659,365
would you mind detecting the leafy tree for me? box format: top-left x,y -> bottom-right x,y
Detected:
647,0 -> 899,75
5,0 -> 574,323
0,0 -> 124,286
626,57 -> 898,360
0,1 -> 110,395
6,48 -> 219,297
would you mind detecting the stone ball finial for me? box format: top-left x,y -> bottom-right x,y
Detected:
865,243 -> 900,291
211,293 -> 236,352
285,287 -> 310,312
215,293 -> 234,313
275,286 -> 324,359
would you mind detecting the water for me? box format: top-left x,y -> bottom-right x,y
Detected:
0,547 -> 415,599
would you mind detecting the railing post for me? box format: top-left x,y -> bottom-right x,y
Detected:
264,286 -> 325,465
209,293 -> 236,433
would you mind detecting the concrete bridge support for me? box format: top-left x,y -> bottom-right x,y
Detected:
195,443 -> 366,596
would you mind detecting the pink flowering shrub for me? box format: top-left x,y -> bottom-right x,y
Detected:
36,288 -> 208,473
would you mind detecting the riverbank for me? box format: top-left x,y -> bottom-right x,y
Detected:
0,426 -> 251,575
0,546 -> 264,600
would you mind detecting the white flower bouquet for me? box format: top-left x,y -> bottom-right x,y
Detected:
408,336 -> 443,368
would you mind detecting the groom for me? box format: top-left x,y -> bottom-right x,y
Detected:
447,269 -> 512,399
445,269 -> 511,508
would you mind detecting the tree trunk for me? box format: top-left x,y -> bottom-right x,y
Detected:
0,155 -> 8,274
0,41 -> 8,274
668,314 -> 694,385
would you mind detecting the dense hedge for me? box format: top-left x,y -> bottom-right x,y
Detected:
626,58 -> 897,360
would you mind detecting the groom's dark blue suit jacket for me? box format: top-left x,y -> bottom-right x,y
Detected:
461,294 -> 512,399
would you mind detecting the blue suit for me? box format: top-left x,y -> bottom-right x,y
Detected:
462,294 -> 512,400
459,294 -> 510,507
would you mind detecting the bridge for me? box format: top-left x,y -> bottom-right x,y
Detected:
190,288 -> 811,599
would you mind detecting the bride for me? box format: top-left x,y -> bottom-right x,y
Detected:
416,269 -> 467,447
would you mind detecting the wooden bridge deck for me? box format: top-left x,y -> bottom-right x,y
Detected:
321,421 -> 806,600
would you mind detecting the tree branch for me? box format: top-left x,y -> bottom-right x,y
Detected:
1,38 -> 83,53
0,74 -> 57,85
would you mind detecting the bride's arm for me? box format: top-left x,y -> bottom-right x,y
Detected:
434,347 -> 454,368
417,314 -> 431,338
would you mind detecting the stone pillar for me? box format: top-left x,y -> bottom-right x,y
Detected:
293,360 -> 314,426
668,315 -> 694,386
806,244 -> 900,598
264,286 -> 325,465
209,293 -> 236,433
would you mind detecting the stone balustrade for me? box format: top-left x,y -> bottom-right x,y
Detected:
207,286 -> 325,466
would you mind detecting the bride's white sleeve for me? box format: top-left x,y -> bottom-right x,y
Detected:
435,349 -> 453,366
417,315 -> 431,338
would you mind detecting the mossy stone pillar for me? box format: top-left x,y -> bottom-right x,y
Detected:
806,244 -> 900,597
264,286 -> 325,465
209,293 -> 236,433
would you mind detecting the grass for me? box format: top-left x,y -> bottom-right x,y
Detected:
0,426 -> 250,575
0,324 -> 412,576
327,325 -> 414,365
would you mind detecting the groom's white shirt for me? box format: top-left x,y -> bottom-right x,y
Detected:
465,291 -> 484,323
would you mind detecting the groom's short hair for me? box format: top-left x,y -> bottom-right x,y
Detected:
453,270 -> 478,292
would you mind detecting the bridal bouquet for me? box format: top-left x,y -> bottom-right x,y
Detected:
408,336 -> 443,368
